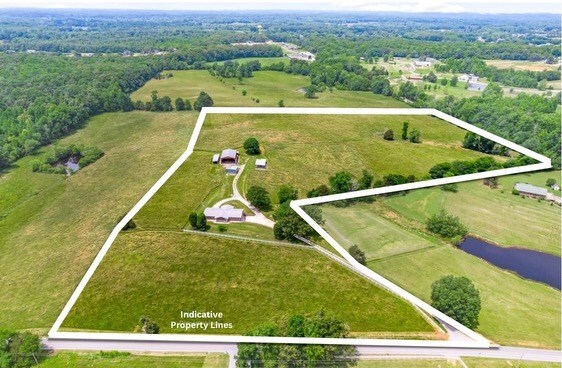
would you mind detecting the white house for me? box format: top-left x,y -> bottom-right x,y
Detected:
459,74 -> 479,83
413,60 -> 432,67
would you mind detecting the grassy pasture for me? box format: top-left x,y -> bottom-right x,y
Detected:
196,113 -> 495,204
484,59 -> 561,72
131,70 -> 408,108
61,231 -> 435,337
0,111 -> 197,331
38,352 -> 226,368
383,171 -> 562,255
462,358 -> 561,368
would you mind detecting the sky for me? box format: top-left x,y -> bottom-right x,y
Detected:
0,0 -> 560,13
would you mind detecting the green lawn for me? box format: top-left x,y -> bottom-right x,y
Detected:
463,358 -> 561,368
38,352 -> 226,368
131,70 -> 409,108
0,111 -> 197,332
62,231 -> 435,337
383,171 -> 562,255
356,359 -> 457,367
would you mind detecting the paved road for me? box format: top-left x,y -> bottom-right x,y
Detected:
43,338 -> 561,367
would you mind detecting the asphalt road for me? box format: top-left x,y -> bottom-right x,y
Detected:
43,338 -> 562,367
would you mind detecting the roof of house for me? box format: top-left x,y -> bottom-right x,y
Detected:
204,207 -> 244,219
212,154 -> 220,162
226,165 -> 239,171
255,159 -> 267,166
221,149 -> 238,160
515,183 -> 548,196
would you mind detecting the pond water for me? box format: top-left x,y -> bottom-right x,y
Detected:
458,236 -> 561,289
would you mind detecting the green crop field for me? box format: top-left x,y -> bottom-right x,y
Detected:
0,111 -> 197,332
61,231 -> 436,337
383,171 -> 562,255
38,352 -> 227,368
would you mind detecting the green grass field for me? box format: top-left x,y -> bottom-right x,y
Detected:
61,231 -> 435,337
196,113 -> 496,204
462,358 -> 561,368
131,70 -> 408,108
0,111 -> 197,332
383,171 -> 561,255
484,59 -> 560,72
38,352 -> 226,368
321,172 -> 561,348
356,359 -> 457,368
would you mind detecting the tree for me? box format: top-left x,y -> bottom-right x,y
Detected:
546,178 -> 557,187
307,184 -> 330,198
409,128 -> 422,143
277,184 -> 298,204
304,85 -> 316,99
236,311 -> 356,368
426,71 -> 438,83
196,213 -> 207,231
138,316 -> 160,334
383,129 -> 394,141
273,203 -> 323,240
242,90 -> 247,96
426,210 -> 467,239
194,91 -> 214,111
440,78 -> 448,86
401,121 -> 409,140
174,97 -> 186,111
348,245 -> 366,265
329,171 -> 354,194
188,212 -> 198,229
431,275 -> 481,329
450,75 -> 458,87
278,99 -> 285,107
0,330 -> 42,368
358,170 -> 373,190
184,99 -> 192,110
247,186 -> 271,211
243,137 -> 261,155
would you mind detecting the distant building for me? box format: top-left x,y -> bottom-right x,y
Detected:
459,74 -> 479,83
226,165 -> 239,175
257,24 -> 263,34
289,51 -> 316,61
212,154 -> 220,164
220,149 -> 239,165
551,184 -> 560,191
413,60 -> 432,67
408,74 -> 423,81
255,159 -> 267,169
514,183 -> 548,199
204,207 -> 245,222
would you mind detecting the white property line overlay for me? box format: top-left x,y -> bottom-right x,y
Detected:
49,107 -> 551,348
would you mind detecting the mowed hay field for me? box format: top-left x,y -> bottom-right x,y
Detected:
484,59 -> 561,72
383,171 -> 562,255
0,111 -> 197,331
131,70 -> 408,108
38,352 -> 226,368
196,113 -> 495,203
61,232 -> 435,337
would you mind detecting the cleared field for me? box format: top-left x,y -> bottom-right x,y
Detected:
322,204 -> 441,261
356,359 -> 456,367
485,59 -> 561,72
463,358 -> 561,368
131,70 -> 408,108
0,111 -> 197,332
383,171 -> 562,255
38,352 -> 226,368
210,56 -> 290,66
196,113 -> 496,204
62,232 -> 435,337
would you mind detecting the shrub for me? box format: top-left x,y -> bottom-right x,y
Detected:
383,129 -> 394,141
278,99 -> 285,107
512,188 -> 520,195
426,210 -> 467,238
218,225 -> 227,232
441,183 -> 458,192
138,316 -> 159,334
409,128 -> 422,143
348,245 -> 367,265
546,178 -> 557,187
188,212 -> 198,229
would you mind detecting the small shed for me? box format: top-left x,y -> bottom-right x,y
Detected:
552,184 -> 560,191
212,154 -> 220,164
255,159 -> 267,169
226,165 -> 239,175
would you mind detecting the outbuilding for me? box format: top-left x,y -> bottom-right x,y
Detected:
255,159 -> 267,169
212,154 -> 220,164
204,208 -> 245,222
514,183 -> 548,199
220,149 -> 239,165
226,165 -> 239,175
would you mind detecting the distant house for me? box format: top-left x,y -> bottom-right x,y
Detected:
212,154 -> 220,164
413,60 -> 432,67
408,74 -> 423,81
255,159 -> 267,169
514,183 -> 548,199
204,207 -> 245,223
220,149 -> 239,165
226,165 -> 239,175
459,73 -> 479,83
551,184 -> 560,191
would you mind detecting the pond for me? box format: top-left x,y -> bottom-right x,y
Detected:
458,236 -> 561,290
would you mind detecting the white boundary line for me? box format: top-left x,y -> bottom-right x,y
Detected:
49,107 -> 551,348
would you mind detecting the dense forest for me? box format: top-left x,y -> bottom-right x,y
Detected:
0,10 -> 560,169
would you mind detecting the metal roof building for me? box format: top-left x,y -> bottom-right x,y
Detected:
514,183 -> 548,197
204,208 -> 245,222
